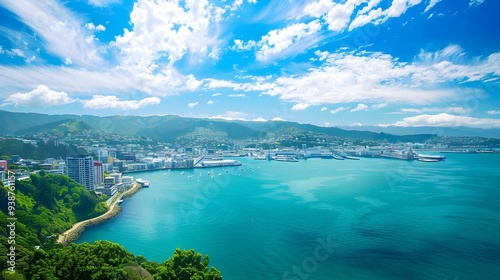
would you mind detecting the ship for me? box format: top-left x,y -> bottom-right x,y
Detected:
273,155 -> 299,162
416,154 -> 446,161
136,178 -> 150,187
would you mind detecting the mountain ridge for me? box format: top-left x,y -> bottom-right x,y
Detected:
1,110 -> 497,142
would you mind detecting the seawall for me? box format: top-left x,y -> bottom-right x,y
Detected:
58,182 -> 143,246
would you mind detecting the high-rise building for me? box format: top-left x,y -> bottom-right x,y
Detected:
66,156 -> 94,191
93,161 -> 104,186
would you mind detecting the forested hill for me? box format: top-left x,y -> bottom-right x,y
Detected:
0,173 -> 223,279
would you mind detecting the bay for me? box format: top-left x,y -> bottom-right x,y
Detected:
77,154 -> 500,280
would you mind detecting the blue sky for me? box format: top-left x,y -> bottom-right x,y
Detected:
0,0 -> 499,128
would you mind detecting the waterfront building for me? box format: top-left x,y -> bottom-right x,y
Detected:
109,172 -> 122,184
93,161 -> 104,186
122,176 -> 134,190
66,156 -> 94,191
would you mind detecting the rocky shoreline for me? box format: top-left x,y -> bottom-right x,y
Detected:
58,182 -> 143,246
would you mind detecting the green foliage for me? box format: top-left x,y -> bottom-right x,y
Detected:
142,248 -> 222,280
0,138 -> 87,160
0,173 -> 107,273
17,241 -> 222,280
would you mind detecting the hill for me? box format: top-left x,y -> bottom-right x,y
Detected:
2,110 -> 497,143
15,118 -> 93,136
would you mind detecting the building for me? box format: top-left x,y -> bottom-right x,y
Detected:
93,161 -> 104,186
103,176 -> 118,196
66,156 -> 95,192
0,160 -> 7,171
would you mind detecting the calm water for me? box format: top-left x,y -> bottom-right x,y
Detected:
78,154 -> 500,280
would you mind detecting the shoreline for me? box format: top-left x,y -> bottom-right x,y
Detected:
57,182 -> 143,246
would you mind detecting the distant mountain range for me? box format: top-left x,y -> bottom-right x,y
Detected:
1,110 -> 498,143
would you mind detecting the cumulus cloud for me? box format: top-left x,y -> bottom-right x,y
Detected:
380,113 -> 500,128
1,85 -> 75,107
371,103 -> 387,110
86,22 -> 106,32
83,95 -> 160,110
330,106 -> 348,114
187,102 -> 199,108
349,0 -> 423,31
112,0 -> 223,74
350,104 -> 369,112
255,20 -> 322,61
321,107 -> 327,111
209,111 -> 247,121
291,103 -> 310,111
228,93 -> 245,97
252,117 -> 267,122
259,47 -> 500,106
207,100 -> 214,105
212,92 -> 222,96
233,39 -> 256,51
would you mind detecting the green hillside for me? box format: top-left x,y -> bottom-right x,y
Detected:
15,119 -> 93,136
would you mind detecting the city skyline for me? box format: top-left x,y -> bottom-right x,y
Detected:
0,0 -> 499,128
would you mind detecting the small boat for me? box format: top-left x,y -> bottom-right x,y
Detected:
418,158 -> 440,162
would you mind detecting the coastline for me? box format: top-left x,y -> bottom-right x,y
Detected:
57,182 -> 143,246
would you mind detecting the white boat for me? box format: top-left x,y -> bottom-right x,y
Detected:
274,155 -> 299,162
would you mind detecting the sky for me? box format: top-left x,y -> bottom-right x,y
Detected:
0,0 -> 499,129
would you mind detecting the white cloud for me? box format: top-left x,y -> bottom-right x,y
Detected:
252,117 -> 267,122
85,22 -> 106,33
272,117 -> 285,121
371,103 -> 387,110
324,122 -> 331,126
324,0 -> 363,32
291,103 -> 310,111
259,47 -> 500,106
487,110 -> 500,115
255,20 -> 322,61
380,113 -> 500,128
187,102 -> 199,108
1,0 -> 102,66
351,103 -> 369,112
301,0 -> 335,18
233,39 -> 256,51
64,58 -> 73,65
212,92 -> 222,96
83,95 -> 160,110
349,0 -> 423,31
1,85 -> 75,107
398,106 -> 471,114
209,111 -> 247,121
88,0 -> 119,7
330,106 -> 348,114
469,0 -> 485,7
423,0 -> 441,13
321,107 -> 327,111
207,100 -> 214,105
352,122 -> 363,126
112,0 -> 223,74
228,93 -> 245,97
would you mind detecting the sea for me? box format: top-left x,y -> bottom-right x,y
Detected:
77,154 -> 500,280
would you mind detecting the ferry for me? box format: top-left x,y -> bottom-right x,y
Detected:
416,154 -> 446,161
273,155 -> 299,162
136,178 -> 150,187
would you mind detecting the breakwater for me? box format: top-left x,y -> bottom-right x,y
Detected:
57,182 -> 142,246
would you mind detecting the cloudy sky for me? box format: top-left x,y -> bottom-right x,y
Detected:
0,0 -> 499,128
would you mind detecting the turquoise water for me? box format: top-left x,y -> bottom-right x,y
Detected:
78,154 -> 500,280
